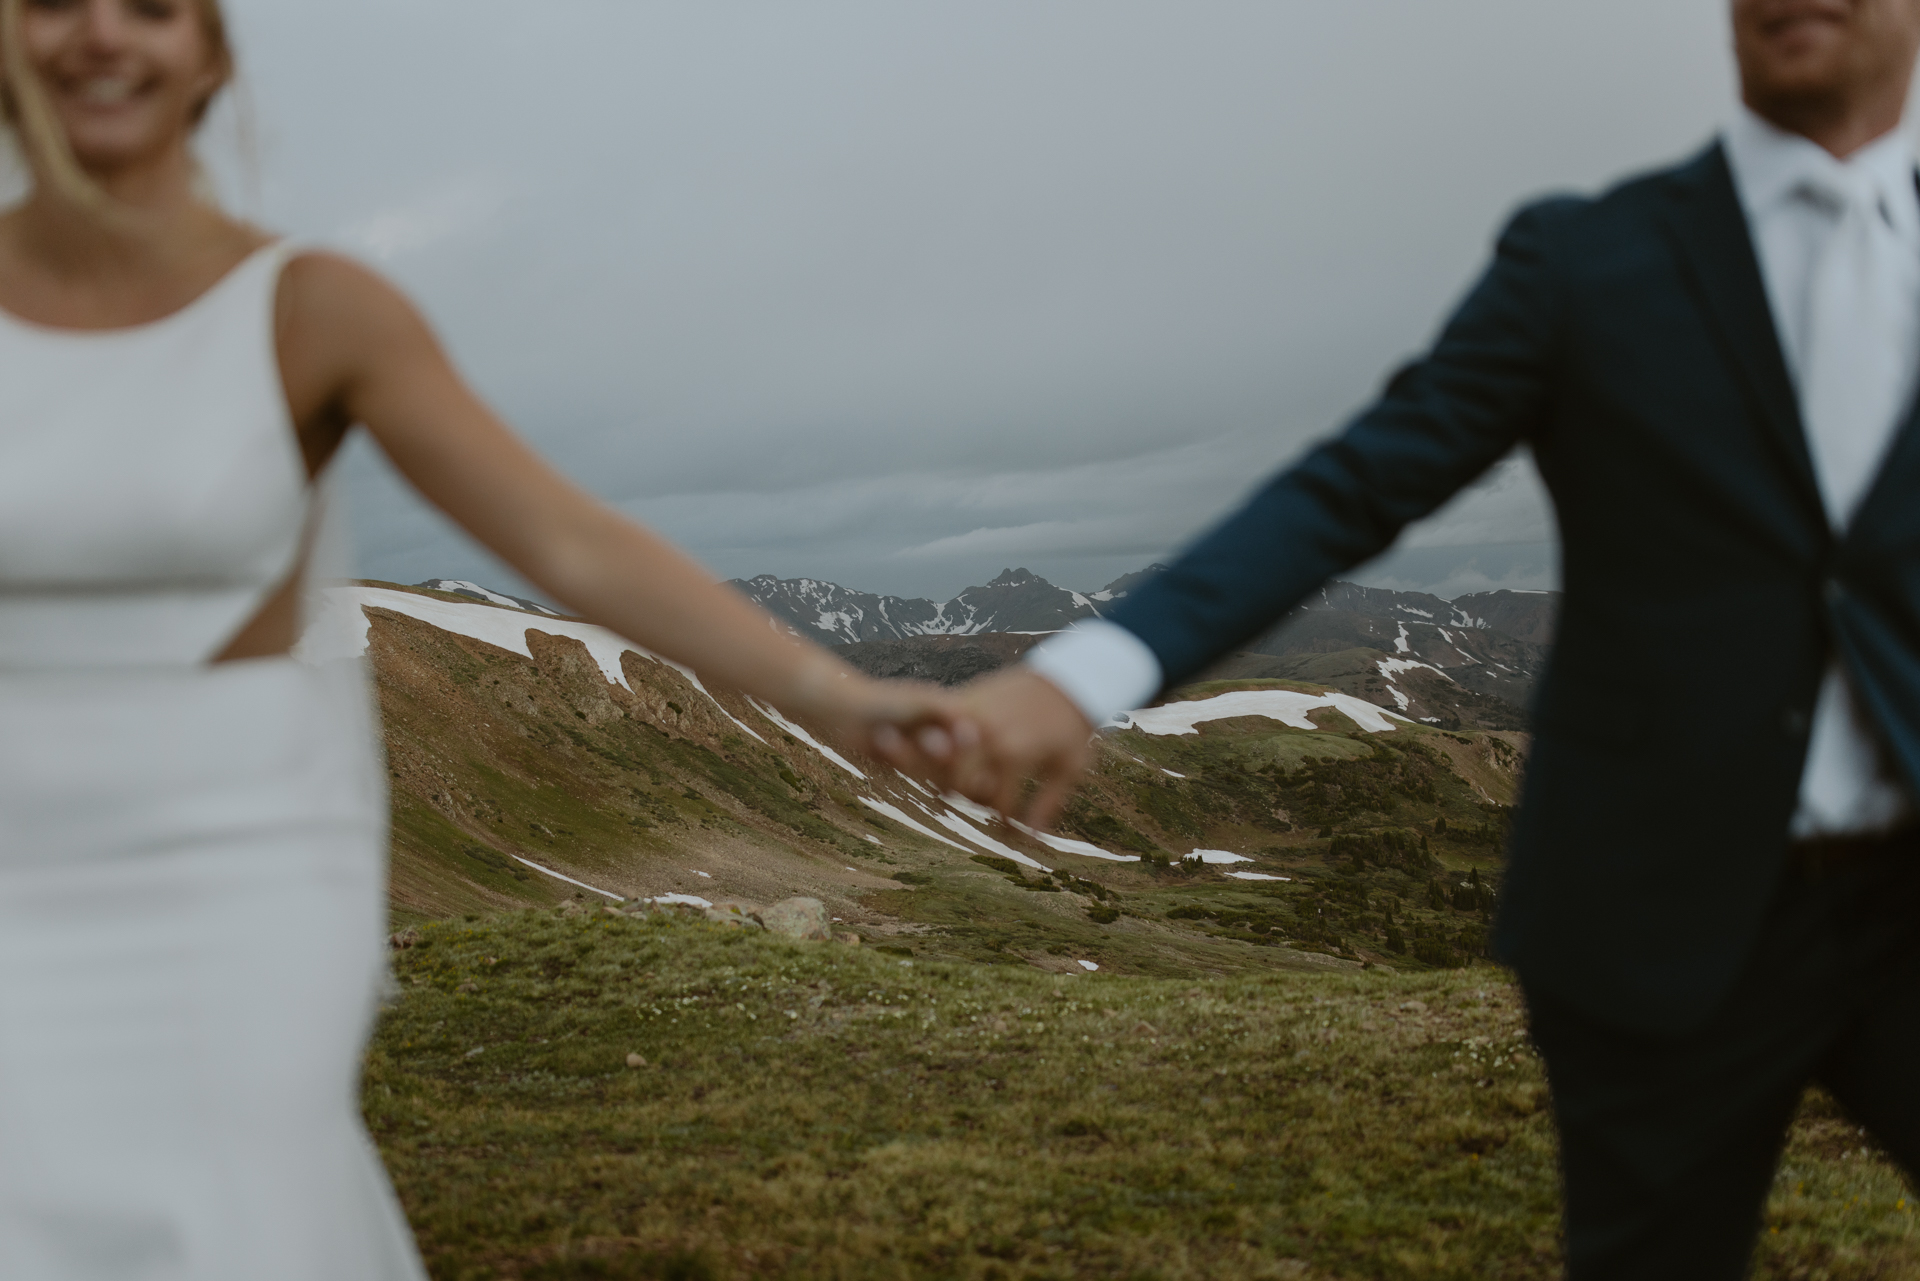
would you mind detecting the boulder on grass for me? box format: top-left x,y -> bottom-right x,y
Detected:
762,897 -> 831,941
705,899 -> 765,929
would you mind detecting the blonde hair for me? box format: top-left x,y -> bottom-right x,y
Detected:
0,0 -> 234,212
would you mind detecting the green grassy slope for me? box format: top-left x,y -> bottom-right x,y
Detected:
370,910 -> 1920,1280
362,600 -> 1917,1277
363,591 -> 1527,976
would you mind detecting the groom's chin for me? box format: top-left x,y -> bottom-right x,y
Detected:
1734,0 -> 1916,112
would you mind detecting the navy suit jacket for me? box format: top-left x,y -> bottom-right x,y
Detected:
1108,144 -> 1920,1037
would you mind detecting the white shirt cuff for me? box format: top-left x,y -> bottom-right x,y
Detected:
1024,619 -> 1164,727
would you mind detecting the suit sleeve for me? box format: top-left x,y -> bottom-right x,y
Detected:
1107,198 -> 1569,691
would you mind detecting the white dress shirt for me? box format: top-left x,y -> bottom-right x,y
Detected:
1725,107 -> 1920,837
1030,110 -> 1920,836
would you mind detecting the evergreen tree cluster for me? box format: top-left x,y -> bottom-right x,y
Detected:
1432,810 -> 1511,851
1449,866 -> 1495,914
1329,827 -> 1433,871
1262,739 -> 1456,829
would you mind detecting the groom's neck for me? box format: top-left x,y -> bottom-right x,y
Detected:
1744,72 -> 1913,159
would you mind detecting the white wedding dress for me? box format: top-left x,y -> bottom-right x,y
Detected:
0,245 -> 427,1279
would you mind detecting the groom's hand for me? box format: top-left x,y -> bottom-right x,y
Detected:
953,668 -> 1097,830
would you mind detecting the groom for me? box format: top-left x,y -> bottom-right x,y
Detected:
949,2 -> 1920,1276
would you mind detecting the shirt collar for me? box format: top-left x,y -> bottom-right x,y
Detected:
1725,105 -> 1920,243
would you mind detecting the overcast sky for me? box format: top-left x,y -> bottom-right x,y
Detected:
206,0 -> 1737,603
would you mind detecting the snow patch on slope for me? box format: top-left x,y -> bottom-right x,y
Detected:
1377,657 -> 1451,682
299,586 -> 777,744
303,586 -> 639,686
1125,689 -> 1410,736
1011,822 -> 1141,863
649,892 -> 713,909
512,855 -> 622,900
930,809 -> 1051,871
749,698 -> 866,779
858,796 -> 970,852
934,793 -> 1137,863
1186,849 -> 1253,865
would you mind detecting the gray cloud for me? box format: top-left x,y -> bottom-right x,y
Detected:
212,0 -> 1734,602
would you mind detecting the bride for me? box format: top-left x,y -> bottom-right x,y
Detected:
0,1 -> 967,1276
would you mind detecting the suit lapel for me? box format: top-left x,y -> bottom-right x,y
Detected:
1656,143 -> 1827,524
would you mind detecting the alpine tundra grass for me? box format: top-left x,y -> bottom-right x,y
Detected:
368,909 -> 1919,1280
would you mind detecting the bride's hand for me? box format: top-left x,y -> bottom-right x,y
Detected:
783,663 -> 979,786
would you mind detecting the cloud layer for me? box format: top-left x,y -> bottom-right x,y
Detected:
210,0 -> 1729,602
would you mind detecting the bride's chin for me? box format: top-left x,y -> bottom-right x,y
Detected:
61,133 -> 175,173
49,111 -> 179,163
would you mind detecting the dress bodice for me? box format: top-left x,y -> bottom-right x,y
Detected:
0,244 -> 311,668
0,242 -> 422,1279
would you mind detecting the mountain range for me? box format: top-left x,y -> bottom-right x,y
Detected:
1216,580 -> 1557,729
732,567 -> 1560,729
726,566 -> 1133,642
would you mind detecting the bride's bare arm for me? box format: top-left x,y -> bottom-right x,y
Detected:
274,251 -> 968,763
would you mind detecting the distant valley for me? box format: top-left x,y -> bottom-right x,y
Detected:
324,574 -> 1538,977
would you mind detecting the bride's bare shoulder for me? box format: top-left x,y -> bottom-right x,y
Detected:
278,250 -> 416,321
275,250 -> 440,364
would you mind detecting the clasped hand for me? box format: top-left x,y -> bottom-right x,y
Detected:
868,667 -> 1099,833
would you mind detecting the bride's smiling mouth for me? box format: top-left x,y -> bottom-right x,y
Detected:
60,73 -> 155,108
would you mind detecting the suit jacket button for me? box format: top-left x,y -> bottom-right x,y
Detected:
1782,708 -> 1811,737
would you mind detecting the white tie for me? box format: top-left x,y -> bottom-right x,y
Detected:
1791,168 -> 1919,837
1798,171 -> 1917,527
